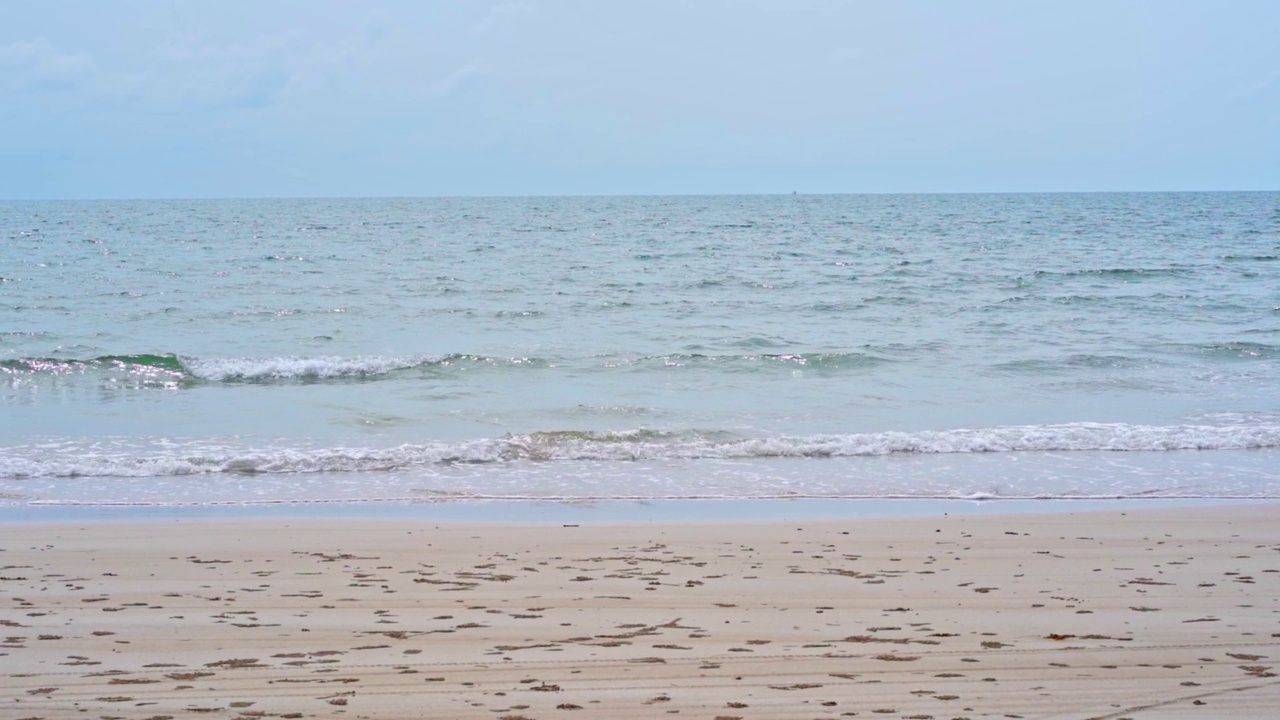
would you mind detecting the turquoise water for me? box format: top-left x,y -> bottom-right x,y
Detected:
3,192 -> 1279,505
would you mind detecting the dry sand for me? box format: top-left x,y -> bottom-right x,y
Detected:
2,502 -> 1279,719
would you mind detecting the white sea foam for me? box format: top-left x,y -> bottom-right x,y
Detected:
7,194 -> 1279,509
3,423 -> 1278,479
179,353 -> 548,381
183,355 -> 430,381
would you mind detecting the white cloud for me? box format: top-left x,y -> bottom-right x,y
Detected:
0,37 -> 96,93
431,61 -> 485,98
1,32 -> 305,111
145,32 -> 299,109
475,1 -> 538,34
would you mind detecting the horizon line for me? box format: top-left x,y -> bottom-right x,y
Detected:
3,188 -> 1277,202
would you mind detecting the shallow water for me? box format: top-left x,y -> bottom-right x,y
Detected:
3,192 -> 1279,505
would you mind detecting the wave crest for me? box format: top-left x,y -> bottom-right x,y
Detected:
607,352 -> 887,370
1,353 -> 185,376
1,353 -> 549,383
4,422 -> 1278,479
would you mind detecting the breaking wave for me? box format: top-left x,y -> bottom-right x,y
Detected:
0,353 -> 547,383
1,353 -> 185,376
4,422 -> 1278,479
1,350 -> 892,384
603,351 -> 888,370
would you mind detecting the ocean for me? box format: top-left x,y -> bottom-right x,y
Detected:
2,192 -> 1279,507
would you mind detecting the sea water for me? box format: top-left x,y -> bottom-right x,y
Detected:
2,192 -> 1279,506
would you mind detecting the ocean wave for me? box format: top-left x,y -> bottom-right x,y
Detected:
0,354 -> 185,376
1223,254 -> 1280,262
4,423 -> 1278,479
989,354 -> 1153,374
1174,342 -> 1280,360
604,352 -> 888,370
0,353 -> 548,383
1030,267 -> 1192,281
1,349 -> 892,383
185,353 -> 548,381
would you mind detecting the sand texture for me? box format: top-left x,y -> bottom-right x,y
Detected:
2,503 -> 1279,719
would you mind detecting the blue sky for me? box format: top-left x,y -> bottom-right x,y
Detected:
3,1 -> 1277,198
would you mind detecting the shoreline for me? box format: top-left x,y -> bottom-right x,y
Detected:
3,501 -> 1278,718
0,495 -> 1267,525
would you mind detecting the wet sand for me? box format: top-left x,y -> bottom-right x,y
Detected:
3,502 -> 1279,719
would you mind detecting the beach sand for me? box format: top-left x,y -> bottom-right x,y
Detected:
2,503 -> 1279,719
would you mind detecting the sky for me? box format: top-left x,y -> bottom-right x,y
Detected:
2,1 -> 1278,198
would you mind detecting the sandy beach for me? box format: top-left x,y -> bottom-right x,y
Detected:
2,502 -> 1279,719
